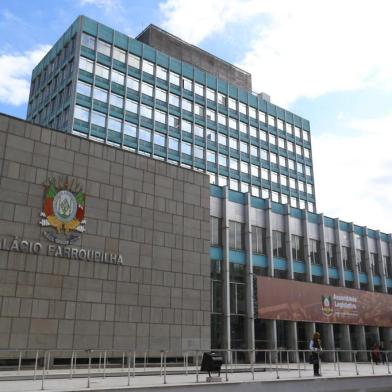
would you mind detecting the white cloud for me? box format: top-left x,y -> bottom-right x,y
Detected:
313,113 -> 392,233
0,45 -> 51,106
159,0 -> 392,107
79,0 -> 120,10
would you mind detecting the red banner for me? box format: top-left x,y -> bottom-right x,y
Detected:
257,276 -> 392,327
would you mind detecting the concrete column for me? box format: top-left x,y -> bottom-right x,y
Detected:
376,230 -> 387,293
284,205 -> 294,279
339,325 -> 352,362
266,319 -> 277,362
302,210 -> 313,282
245,193 -> 255,362
265,199 -> 274,277
319,214 -> 330,284
287,321 -> 298,362
349,223 -> 360,289
222,186 -> 231,353
305,323 -> 316,364
363,228 -> 375,292
355,325 -> 367,361
321,324 -> 335,362
334,218 -> 345,287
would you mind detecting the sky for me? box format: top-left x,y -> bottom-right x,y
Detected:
1,0 -> 392,233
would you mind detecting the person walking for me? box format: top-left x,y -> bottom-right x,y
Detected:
309,332 -> 322,376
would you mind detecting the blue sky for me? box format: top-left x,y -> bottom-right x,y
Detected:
1,0 -> 392,232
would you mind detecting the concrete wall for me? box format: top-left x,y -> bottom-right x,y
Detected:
0,114 -> 211,355
137,25 -> 252,91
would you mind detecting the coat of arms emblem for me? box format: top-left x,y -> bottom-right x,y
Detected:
39,177 -> 86,244
321,295 -> 334,317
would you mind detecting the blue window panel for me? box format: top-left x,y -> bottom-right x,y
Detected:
253,254 -> 268,268
251,197 -> 266,210
328,268 -> 339,279
344,270 -> 354,281
274,258 -> 287,270
143,45 -> 156,62
380,233 -> 389,242
229,190 -> 246,204
229,250 -> 246,264
168,152 -> 180,162
217,79 -> 228,94
354,225 -> 364,236
90,124 -> 106,140
210,184 -> 224,198
114,31 -> 128,50
308,212 -> 319,224
206,73 -> 217,89
368,229 -> 378,239
124,135 -> 137,148
170,58 -> 181,73
98,24 -> 113,42
387,279 -> 392,288
210,246 -> 223,260
311,264 -> 323,276
80,46 -> 95,60
194,68 -> 205,84
272,202 -> 285,215
373,275 -> 382,286
73,120 -> 89,134
182,62 -> 193,78
323,217 -> 335,228
290,208 -> 303,219
359,273 -> 368,283
293,261 -> 306,273
82,16 -> 98,36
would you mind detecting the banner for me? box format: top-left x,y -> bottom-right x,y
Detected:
257,276 -> 392,327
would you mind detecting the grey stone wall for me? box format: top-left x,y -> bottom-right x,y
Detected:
0,114 -> 211,354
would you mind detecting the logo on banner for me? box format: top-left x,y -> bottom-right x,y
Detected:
39,177 -> 86,244
321,295 -> 334,316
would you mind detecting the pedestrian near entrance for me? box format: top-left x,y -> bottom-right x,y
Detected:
309,332 -> 322,376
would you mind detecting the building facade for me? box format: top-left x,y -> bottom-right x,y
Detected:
14,15 -> 392,359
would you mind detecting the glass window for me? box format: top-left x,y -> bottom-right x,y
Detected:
229,118 -> 237,130
326,243 -> 337,267
251,186 -> 260,197
211,217 -> 222,246
168,115 -> 179,128
229,137 -> 238,150
195,104 -> 204,117
155,110 -> 166,124
95,64 -> 109,79
258,111 -> 266,123
278,137 -> 285,149
261,168 -> 269,180
128,54 -> 140,69
218,133 -> 227,146
286,123 -> 293,134
289,178 -> 296,189
97,40 -> 111,56
230,158 -> 239,171
272,231 -> 285,258
140,105 -> 152,119
108,117 -> 122,132
195,83 -> 204,96
281,194 -> 288,204
240,161 -> 249,174
77,81 -> 92,97
124,122 -> 136,137
309,239 -> 320,264
271,191 -> 279,202
194,145 -> 204,159
241,182 -> 249,193
249,107 -> 256,119
296,144 -> 302,156
292,235 -> 304,260
206,88 -> 215,101
142,60 -> 154,75
268,115 -> 275,127
295,126 -> 301,138
156,66 -> 167,80
74,105 -> 89,122
298,181 -> 305,192
217,93 -> 227,106
260,130 -> 267,141
229,221 -> 245,250
280,174 -> 287,187
182,120 -> 192,133
81,33 -> 95,49
303,130 -> 309,141
270,152 -> 277,164
217,113 -> 227,126
125,99 -> 138,113
182,99 -> 192,112
141,82 -> 153,96
279,156 -> 287,167
239,122 -> 247,134
291,197 -> 298,208
239,102 -> 247,115
156,88 -> 167,102
181,141 -> 191,155
288,159 -> 295,170
252,226 -> 266,254
305,166 -> 312,176
79,57 -> 94,73
277,119 -> 284,131
113,47 -> 126,63
227,98 -> 236,111
304,148 -> 310,158
249,126 -> 257,138
139,128 -> 151,142
240,141 -> 248,154
269,134 -> 276,145
169,72 -> 180,85
183,77 -> 192,91
206,108 -> 216,121
169,93 -> 180,107
207,150 -> 216,163
218,154 -> 227,166
154,132 -> 165,146
127,76 -> 139,91
251,164 -> 259,177
93,87 -> 108,102
110,93 -> 123,108
261,189 -> 269,199
271,172 -> 278,183
342,246 -> 352,270
194,124 -> 204,138
250,145 -> 258,157
168,137 -> 179,151
307,184 -> 313,194
91,111 -> 106,127
111,70 -> 125,85
206,128 -> 216,142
